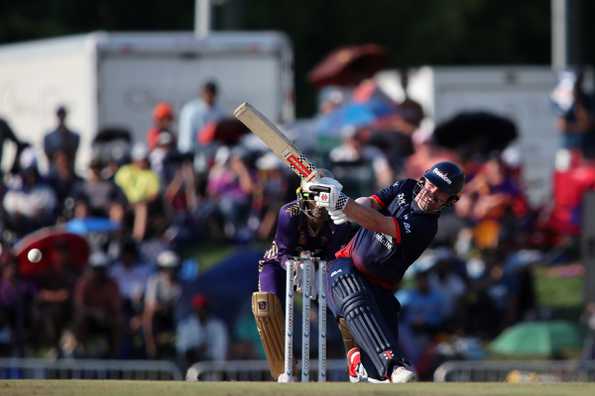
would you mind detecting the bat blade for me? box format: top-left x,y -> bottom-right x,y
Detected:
233,102 -> 319,182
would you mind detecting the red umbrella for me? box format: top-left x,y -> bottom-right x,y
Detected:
308,44 -> 389,88
13,227 -> 90,277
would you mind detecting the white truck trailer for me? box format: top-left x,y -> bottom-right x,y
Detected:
0,31 -> 294,171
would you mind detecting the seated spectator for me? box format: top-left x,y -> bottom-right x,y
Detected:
109,238 -> 152,357
366,97 -> 422,175
147,102 -> 175,152
0,249 -> 35,356
328,127 -> 393,196
73,156 -> 126,222
176,293 -> 228,369
150,130 -> 177,178
396,270 -> 446,366
115,143 -> 160,240
163,154 -> 198,220
456,154 -> 530,251
47,150 -> 84,220
463,254 -> 529,338
110,239 -> 152,310
206,147 -> 254,240
32,240 -> 79,355
2,148 -> 58,238
152,133 -> 198,221
250,153 -> 290,240
143,250 -> 181,358
115,143 -> 160,205
73,251 -> 122,357
427,252 -> 467,326
399,271 -> 445,335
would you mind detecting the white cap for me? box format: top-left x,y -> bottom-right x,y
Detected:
157,250 -> 180,268
131,142 -> 149,161
214,146 -> 231,165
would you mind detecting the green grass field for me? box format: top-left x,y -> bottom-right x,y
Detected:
1,381 -> 595,396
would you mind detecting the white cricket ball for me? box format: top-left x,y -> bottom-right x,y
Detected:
27,248 -> 43,263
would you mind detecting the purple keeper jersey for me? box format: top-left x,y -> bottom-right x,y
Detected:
262,200 -> 355,266
335,179 -> 439,289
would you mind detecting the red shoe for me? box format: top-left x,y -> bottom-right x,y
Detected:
347,347 -> 367,383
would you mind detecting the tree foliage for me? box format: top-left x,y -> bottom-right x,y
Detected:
0,0 -> 591,116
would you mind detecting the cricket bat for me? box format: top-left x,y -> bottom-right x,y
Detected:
233,102 -> 322,183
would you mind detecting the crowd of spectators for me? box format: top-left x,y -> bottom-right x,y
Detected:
0,73 -> 594,378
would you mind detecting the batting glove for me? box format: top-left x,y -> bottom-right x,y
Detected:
328,208 -> 348,225
316,191 -> 349,211
302,177 -> 342,194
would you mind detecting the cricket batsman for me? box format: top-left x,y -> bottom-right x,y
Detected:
251,170 -> 357,381
306,161 -> 465,383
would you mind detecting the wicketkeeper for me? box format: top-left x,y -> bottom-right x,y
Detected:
306,161 -> 465,383
251,170 -> 357,381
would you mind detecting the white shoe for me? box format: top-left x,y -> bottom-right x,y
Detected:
367,376 -> 390,384
277,373 -> 296,383
390,362 -> 416,383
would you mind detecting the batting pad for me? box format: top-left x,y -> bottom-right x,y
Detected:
252,292 -> 285,379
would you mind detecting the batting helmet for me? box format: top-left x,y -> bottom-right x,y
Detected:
422,161 -> 465,197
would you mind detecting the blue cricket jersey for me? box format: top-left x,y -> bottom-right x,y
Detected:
336,179 -> 439,289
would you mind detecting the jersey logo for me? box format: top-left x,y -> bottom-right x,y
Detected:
397,193 -> 406,206
433,168 -> 452,184
403,222 -> 412,234
374,232 -> 393,251
383,350 -> 394,360
330,269 -> 343,277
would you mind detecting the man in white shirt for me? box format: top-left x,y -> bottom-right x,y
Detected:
178,81 -> 225,155
109,239 -> 152,307
176,293 -> 228,368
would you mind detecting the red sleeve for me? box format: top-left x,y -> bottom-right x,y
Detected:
147,128 -> 159,150
370,194 -> 385,208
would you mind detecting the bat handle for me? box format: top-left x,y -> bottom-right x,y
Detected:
309,185 -> 331,193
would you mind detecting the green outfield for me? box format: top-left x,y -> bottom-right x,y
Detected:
1,380 -> 594,396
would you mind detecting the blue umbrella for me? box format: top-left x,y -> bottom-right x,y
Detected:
315,95 -> 395,138
65,217 -> 120,235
